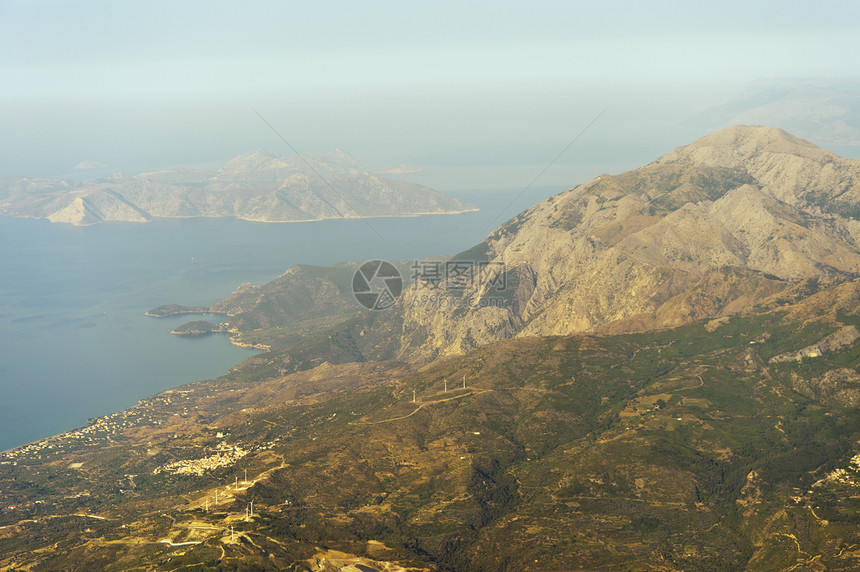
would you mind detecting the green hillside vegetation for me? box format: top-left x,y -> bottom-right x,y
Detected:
4,288 -> 860,570
150,261 -> 420,352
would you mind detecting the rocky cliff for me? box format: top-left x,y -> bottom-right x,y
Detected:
398,126 -> 860,359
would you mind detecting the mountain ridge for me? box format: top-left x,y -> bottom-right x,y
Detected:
683,79 -> 860,148
394,126 -> 860,359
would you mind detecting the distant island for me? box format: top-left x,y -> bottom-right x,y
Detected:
0,149 -> 476,226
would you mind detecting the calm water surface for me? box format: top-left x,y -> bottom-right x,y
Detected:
0,187 -> 559,450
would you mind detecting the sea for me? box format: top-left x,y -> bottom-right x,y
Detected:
0,187 -> 559,451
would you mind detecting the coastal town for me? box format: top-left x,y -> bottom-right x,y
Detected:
0,383 -> 268,473
1,409 -> 162,463
0,389 -> 195,463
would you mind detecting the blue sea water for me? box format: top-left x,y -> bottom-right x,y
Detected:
0,187 -> 560,451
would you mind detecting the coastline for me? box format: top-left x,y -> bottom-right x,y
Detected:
227,336 -> 271,351
145,308 -> 229,318
148,309 -> 271,352
0,194 -> 514,453
0,206 -> 481,227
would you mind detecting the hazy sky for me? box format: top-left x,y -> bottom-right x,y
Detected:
2,0 -> 860,189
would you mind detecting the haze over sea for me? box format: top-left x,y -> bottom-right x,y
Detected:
0,188 -> 556,451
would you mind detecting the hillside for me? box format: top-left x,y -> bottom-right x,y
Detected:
398,126 -> 860,359
164,127 -> 860,366
4,288 -> 860,569
0,150 -> 475,225
149,261 -> 417,354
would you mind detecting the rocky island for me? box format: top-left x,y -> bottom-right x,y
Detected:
0,149 -> 476,226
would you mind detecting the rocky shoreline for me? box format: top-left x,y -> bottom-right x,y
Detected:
145,304 -> 229,318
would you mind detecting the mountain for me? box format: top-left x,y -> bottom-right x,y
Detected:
685,79 -> 860,148
0,150 -> 475,226
154,126 -> 860,367
397,125 -> 860,359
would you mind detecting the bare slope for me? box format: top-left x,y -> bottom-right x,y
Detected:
399,126 -> 860,358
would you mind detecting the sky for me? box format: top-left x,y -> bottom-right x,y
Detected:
2,0 -> 860,190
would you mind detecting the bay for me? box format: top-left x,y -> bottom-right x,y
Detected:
0,187 -> 560,451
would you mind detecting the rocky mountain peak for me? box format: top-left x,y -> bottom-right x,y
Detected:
218,149 -> 282,174
651,124 -> 860,216
658,125 -> 834,168
395,126 -> 860,359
